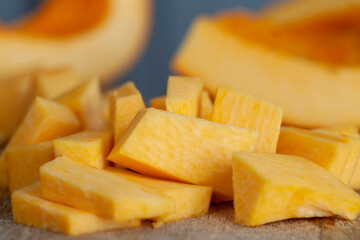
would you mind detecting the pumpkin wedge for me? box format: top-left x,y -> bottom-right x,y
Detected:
171,10 -> 360,127
0,0 -> 152,83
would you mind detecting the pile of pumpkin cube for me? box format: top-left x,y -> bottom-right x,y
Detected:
1,70 -> 360,236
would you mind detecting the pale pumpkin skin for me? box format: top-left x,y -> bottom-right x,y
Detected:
0,0 -> 152,83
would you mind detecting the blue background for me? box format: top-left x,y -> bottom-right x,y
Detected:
0,0 -> 273,102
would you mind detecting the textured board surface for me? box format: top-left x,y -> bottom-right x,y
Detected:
1,196 -> 360,240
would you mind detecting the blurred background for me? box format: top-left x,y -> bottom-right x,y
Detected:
0,0 -> 272,102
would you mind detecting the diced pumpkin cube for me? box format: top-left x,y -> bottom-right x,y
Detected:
57,78 -> 106,131
40,157 -> 175,222
166,76 -> 204,117
106,168 -> 212,223
0,97 -> 79,190
312,128 -> 360,185
211,86 -> 283,153
108,81 -> 145,144
6,141 -> 54,193
12,183 -> 140,236
200,90 -> 213,120
0,76 -> 34,146
108,108 -> 258,201
35,69 -> 83,99
54,131 -> 112,169
232,152 -> 360,226
150,95 -> 166,110
277,127 -> 359,184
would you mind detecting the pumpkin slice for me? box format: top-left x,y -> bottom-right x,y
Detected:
40,157 -> 175,222
106,168 -> 212,223
211,86 -> 282,153
6,141 -> 54,193
166,76 -> 203,117
108,81 -> 145,144
0,97 -> 79,190
171,11 -> 360,127
35,68 -> 84,99
12,183 -> 140,236
108,108 -> 258,201
150,95 -> 166,110
54,131 -> 112,169
57,78 -> 106,131
232,152 -> 360,226
0,76 -> 34,145
0,0 -> 152,83
200,90 -> 213,120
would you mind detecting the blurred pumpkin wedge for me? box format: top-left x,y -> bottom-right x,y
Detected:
0,0 -> 152,83
172,0 -> 360,128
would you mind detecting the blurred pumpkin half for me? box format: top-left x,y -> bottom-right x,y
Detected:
172,0 -> 360,128
0,0 -> 152,83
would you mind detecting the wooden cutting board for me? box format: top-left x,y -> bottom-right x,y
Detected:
0,196 -> 359,240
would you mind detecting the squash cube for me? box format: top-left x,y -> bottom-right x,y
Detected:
12,183 -> 140,236
277,127 -> 360,184
232,152 -> 360,226
312,128 -> 360,185
7,141 -> 54,193
200,90 -> 213,120
211,86 -> 283,153
108,108 -> 258,201
57,78 -> 106,131
35,68 -> 83,99
0,97 -> 79,190
166,76 -> 203,117
54,131 -> 112,169
40,157 -> 175,222
0,76 -> 34,145
108,81 -> 145,144
106,168 -> 212,223
150,95 -> 166,110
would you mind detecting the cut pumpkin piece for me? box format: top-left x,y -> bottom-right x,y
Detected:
277,127 -> 360,184
200,90 -> 213,120
0,97 -> 79,190
12,183 -> 140,236
166,76 -> 203,117
54,131 -> 112,169
57,78 -> 106,131
34,68 -> 84,99
0,75 -> 34,146
0,0 -> 152,83
6,141 -> 54,193
106,167 -> 212,223
171,14 -> 360,127
211,86 -> 282,153
232,152 -> 360,226
149,95 -> 166,110
108,81 -> 145,144
312,128 -> 360,185
108,108 -> 258,201
40,157 -> 175,222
